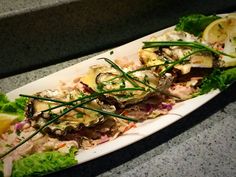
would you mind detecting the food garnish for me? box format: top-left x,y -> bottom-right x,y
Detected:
175,14 -> 220,36
0,93 -> 28,122
142,41 -> 234,57
202,15 -> 236,43
199,67 -> 236,95
11,147 -> 77,177
0,113 -> 18,136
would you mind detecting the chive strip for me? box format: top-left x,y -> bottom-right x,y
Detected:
20,87 -> 145,113
33,96 -> 139,122
19,94 -> 66,104
79,105 -> 138,122
98,57 -> 140,87
128,64 -> 165,73
21,91 -> 139,122
39,97 -> 139,122
142,41 -> 235,58
104,64 -> 167,83
39,98 -> 138,122
114,49 -> 208,97
42,97 -> 97,113
158,49 -> 207,76
97,58 -> 176,97
98,58 -> 168,94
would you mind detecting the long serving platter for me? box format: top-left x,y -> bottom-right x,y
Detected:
6,20 -> 222,168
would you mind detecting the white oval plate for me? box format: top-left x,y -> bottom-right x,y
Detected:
6,19 -> 221,166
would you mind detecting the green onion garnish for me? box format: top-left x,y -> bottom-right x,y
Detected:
98,57 -> 140,87
142,41 -> 235,58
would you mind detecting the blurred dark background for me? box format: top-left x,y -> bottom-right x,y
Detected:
0,0 -> 235,78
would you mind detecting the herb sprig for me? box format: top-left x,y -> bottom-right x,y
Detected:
99,58 -> 172,95
98,58 -> 140,87
142,41 -> 235,58
158,49 -> 207,76
20,87 -> 144,113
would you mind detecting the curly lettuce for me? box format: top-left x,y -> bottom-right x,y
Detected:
0,93 -> 28,121
199,67 -> 236,94
11,148 -> 78,177
175,14 -> 220,36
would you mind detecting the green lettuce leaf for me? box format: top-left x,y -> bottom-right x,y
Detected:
12,148 -> 77,177
0,93 -> 28,121
199,67 -> 236,94
175,14 -> 220,36
0,93 -> 9,105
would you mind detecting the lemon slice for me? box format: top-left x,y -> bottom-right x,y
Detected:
0,113 -> 18,135
202,14 -> 236,43
220,31 -> 236,67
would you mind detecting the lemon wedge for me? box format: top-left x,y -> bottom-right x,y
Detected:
220,31 -> 236,67
202,14 -> 236,44
0,113 -> 18,135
